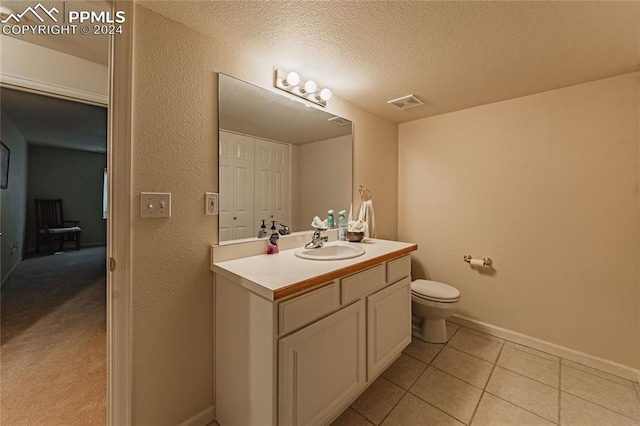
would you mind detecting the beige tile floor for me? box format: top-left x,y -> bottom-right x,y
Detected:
332,322 -> 640,426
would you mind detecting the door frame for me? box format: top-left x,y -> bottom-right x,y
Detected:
107,0 -> 133,424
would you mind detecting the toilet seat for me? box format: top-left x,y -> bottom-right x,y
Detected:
411,279 -> 460,303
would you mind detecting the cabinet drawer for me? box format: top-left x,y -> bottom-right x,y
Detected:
341,264 -> 386,304
278,282 -> 340,335
387,255 -> 411,284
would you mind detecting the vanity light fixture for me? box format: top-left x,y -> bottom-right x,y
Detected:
300,79 -> 317,94
282,71 -> 300,87
275,69 -> 332,107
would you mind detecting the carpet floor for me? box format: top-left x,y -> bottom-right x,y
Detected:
1,247 -> 106,425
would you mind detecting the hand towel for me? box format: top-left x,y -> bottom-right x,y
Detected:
358,199 -> 376,238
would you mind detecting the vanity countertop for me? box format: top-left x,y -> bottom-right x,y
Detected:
212,239 -> 417,301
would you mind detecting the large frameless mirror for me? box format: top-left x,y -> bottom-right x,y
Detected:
218,73 -> 353,243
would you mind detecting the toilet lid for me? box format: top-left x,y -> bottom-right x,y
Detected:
411,279 -> 460,302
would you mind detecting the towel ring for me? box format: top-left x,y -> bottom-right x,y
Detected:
359,185 -> 372,201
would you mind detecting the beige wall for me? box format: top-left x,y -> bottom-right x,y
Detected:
26,146 -> 107,251
0,111 -> 28,285
131,4 -> 398,424
398,73 -> 640,369
0,36 -> 108,104
297,135 -> 353,229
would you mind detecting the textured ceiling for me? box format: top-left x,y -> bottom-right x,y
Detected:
141,1 -> 640,123
1,88 -> 107,153
220,74 -> 351,145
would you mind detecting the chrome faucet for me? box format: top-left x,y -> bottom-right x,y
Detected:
305,228 -> 328,249
279,224 -> 291,235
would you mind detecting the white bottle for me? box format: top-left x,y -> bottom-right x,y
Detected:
338,210 -> 347,241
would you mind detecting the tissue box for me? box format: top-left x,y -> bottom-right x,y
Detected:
347,231 -> 365,242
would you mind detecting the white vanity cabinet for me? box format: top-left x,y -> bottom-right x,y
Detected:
212,240 -> 416,426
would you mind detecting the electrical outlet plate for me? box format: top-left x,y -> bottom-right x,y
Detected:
205,192 -> 218,215
140,192 -> 171,218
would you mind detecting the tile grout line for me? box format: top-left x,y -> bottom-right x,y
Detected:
463,324 -> 633,390
401,326 -> 640,425
403,361 -> 429,390
453,324 -> 639,421
434,324 -> 640,425
559,387 -> 640,424
456,326 -> 505,345
483,390 -> 560,425
560,362 -> 640,420
429,364 -> 486,391
406,384 -> 476,425
401,341 -> 446,365
401,350 -> 470,424
561,361 -> 636,390
483,357 -> 560,393
443,344 -> 501,366
376,386 -> 406,426
350,400 -> 377,425
496,363 -> 560,389
468,339 -> 506,425
402,328 -> 484,425
349,406 -> 377,426
504,340 -> 561,363
558,359 -> 562,424
439,328 -> 495,424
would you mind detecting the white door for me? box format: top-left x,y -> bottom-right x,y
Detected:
219,131 -> 255,241
254,139 -> 290,231
279,300 -> 366,425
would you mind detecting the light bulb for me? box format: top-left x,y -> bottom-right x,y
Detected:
283,71 -> 300,87
302,80 -> 317,94
319,88 -> 332,101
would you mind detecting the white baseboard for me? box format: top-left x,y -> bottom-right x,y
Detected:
177,405 -> 215,426
450,314 -> 639,383
1,256 -> 23,288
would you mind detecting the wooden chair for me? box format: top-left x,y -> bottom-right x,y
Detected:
35,199 -> 81,254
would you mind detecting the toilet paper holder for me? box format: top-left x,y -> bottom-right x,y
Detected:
463,254 -> 493,267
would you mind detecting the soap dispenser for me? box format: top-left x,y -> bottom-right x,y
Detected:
267,220 -> 279,254
327,210 -> 335,229
257,219 -> 268,238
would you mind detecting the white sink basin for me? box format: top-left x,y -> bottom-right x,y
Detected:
294,243 -> 365,261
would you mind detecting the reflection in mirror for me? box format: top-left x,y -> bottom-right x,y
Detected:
218,74 -> 353,243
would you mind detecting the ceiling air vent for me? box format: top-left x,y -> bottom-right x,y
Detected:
328,116 -> 352,126
387,94 -> 424,110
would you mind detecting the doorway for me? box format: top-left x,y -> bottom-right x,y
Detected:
0,87 -> 109,424
1,1 -> 133,423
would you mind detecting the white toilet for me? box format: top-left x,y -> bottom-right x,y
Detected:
411,279 -> 460,343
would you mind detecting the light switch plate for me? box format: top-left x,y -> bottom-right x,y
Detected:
205,192 -> 218,215
140,192 -> 171,218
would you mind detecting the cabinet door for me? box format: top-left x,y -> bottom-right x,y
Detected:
367,277 -> 412,380
279,300 -> 366,426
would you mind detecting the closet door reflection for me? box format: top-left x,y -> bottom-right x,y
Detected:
219,131 -> 255,241
254,139 -> 290,234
